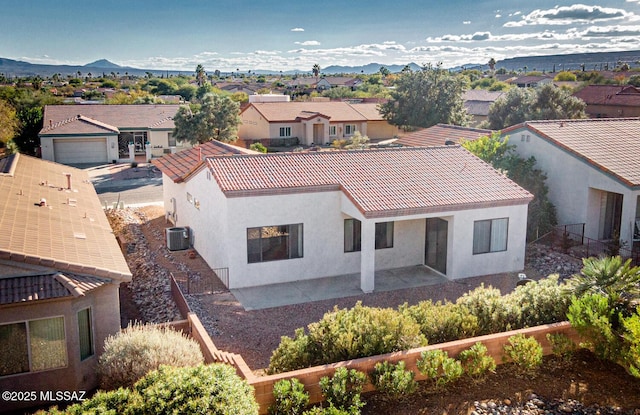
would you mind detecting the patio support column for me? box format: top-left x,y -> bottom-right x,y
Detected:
621,193 -> 636,245
360,220 -> 375,293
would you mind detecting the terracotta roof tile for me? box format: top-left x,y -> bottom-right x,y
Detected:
243,102 -> 380,122
503,118 -> 640,187
206,146 -> 532,218
0,272 -> 111,305
397,124 -> 493,147
152,140 -> 256,182
0,154 -> 132,281
572,85 -> 640,107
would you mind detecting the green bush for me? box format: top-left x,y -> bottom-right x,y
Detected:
505,275 -> 570,328
369,360 -> 417,399
133,364 -> 259,415
319,367 -> 367,414
622,312 -> 640,378
49,388 -> 136,415
456,284 -> 509,334
400,300 -> 478,343
502,334 -> 543,376
98,323 -> 204,390
268,302 -> 426,374
546,333 -> 577,361
270,378 -> 309,415
416,349 -> 463,388
302,407 -> 352,415
458,342 -> 496,380
566,293 -> 620,361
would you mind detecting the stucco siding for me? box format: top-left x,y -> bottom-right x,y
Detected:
239,106 -> 269,140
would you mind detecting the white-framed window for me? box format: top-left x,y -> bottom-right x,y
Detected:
168,132 -> 176,147
329,125 -> 337,137
344,124 -> 357,136
473,218 -> 509,254
77,308 -> 94,361
279,127 -> 292,137
0,317 -> 67,376
247,224 -> 303,263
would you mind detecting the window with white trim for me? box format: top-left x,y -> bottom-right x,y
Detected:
247,224 -> 303,263
473,218 -> 508,254
329,125 -> 337,137
279,127 -> 292,137
0,317 -> 67,376
168,132 -> 176,147
344,124 -> 357,136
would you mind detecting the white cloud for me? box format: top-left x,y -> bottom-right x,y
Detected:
504,4 -> 633,27
290,28 -> 305,32
495,14 -> 502,18
295,40 -> 321,46
463,21 -> 471,25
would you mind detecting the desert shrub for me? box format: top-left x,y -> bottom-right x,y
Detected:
250,142 -> 268,153
502,334 -> 543,376
622,312 -> 640,378
270,378 -> 309,415
369,360 -> 417,399
457,342 -> 496,380
416,349 -> 463,388
133,364 -> 259,415
98,323 -> 204,390
50,388 -> 136,415
302,407 -> 351,415
504,275 -> 571,328
546,333 -> 577,361
268,302 -> 426,374
400,300 -> 478,343
566,293 -> 621,361
319,367 -> 367,414
456,284 -> 509,334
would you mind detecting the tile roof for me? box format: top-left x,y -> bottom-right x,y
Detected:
396,124 -> 493,147
40,104 -> 181,135
572,85 -> 640,107
243,102 -> 382,123
40,115 -> 120,135
503,118 -> 640,187
0,154 -> 132,281
152,140 -> 256,183
0,271 -> 111,305
206,146 -> 533,219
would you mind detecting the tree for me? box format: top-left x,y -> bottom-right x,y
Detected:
312,64 -> 321,81
461,133 -> 557,240
173,93 -> 241,144
195,64 -> 207,87
484,84 -> 586,130
0,99 -> 19,147
379,64 -> 470,130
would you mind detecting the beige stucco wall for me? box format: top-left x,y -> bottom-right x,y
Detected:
238,106 -> 270,140
365,120 -> 399,140
0,282 -> 122,412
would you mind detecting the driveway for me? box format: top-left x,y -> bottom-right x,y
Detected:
79,162 -> 164,207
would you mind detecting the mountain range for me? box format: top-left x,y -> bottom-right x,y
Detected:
1,49 -> 640,78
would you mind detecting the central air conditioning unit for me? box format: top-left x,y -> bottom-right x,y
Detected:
166,227 -> 190,251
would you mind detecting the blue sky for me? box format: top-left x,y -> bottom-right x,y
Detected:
3,0 -> 640,72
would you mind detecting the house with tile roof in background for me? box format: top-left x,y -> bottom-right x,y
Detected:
396,124 -> 493,148
502,118 -> 640,253
572,85 -> 640,119
154,146 -> 532,292
238,101 -> 398,148
39,104 -> 188,165
0,154 -> 131,412
463,90 -> 505,127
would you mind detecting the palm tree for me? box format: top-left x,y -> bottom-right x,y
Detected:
312,64 -> 321,82
195,64 -> 206,87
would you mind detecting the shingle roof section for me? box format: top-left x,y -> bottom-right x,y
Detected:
40,104 -> 181,134
504,118 -> 640,187
206,146 -> 532,219
0,154 -> 132,280
152,141 -> 256,182
396,124 -> 493,147
0,272 -> 111,305
244,102 -> 379,122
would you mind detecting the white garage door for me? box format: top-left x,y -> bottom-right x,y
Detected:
53,138 -> 108,164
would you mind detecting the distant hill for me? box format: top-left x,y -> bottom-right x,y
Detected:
493,50 -> 640,73
84,59 -> 122,69
321,62 -> 422,75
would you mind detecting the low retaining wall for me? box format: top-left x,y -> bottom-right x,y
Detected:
246,321 -> 580,414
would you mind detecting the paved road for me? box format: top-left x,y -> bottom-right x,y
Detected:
94,178 -> 163,208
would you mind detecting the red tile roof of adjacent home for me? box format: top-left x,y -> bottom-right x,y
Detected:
242,102 -> 383,123
40,104 -> 181,135
206,146 -> 533,219
0,154 -> 132,281
0,271 -> 111,305
502,118 -> 640,187
572,85 -> 640,107
152,140 -> 257,183
396,124 -> 493,147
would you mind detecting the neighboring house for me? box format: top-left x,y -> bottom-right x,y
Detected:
155,146 -> 532,292
286,76 -> 362,93
238,101 -> 399,146
396,124 -> 493,147
39,104 -> 186,165
463,90 -> 505,127
0,154 -> 131,412
572,85 -> 640,118
508,75 -> 553,88
502,118 -> 640,248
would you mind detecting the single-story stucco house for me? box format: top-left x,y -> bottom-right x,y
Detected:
396,124 -> 493,147
0,154 -> 132,412
238,101 -> 399,146
155,145 -> 533,292
39,104 -> 188,165
502,118 -> 640,249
